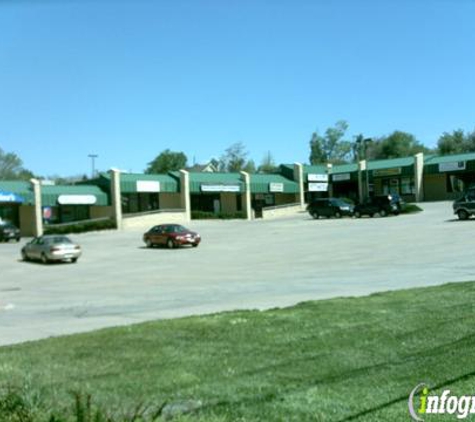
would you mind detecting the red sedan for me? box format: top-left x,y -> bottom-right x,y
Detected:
143,224 -> 201,249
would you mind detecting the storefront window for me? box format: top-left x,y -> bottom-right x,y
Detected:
401,178 -> 415,194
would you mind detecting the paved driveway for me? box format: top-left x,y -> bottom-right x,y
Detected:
1,201 -> 473,346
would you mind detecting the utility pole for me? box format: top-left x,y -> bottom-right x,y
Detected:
88,154 -> 98,179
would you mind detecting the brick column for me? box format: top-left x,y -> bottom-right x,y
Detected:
240,171 -> 252,220
293,162 -> 305,209
180,170 -> 191,221
414,152 -> 424,202
110,168 -> 122,230
358,160 -> 367,203
30,178 -> 43,237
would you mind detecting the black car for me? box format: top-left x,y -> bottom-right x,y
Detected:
354,194 -> 404,218
0,222 -> 21,242
307,198 -> 354,219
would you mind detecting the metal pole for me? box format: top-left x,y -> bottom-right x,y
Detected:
88,154 -> 98,179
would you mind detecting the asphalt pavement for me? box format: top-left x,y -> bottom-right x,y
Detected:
1,201 -> 473,346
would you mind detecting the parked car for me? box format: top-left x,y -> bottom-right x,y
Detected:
0,222 -> 21,242
21,235 -> 81,264
354,194 -> 404,218
143,224 -> 201,248
307,198 -> 354,219
453,188 -> 475,220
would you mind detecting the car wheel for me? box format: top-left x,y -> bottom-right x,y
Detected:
192,243 -> 199,248
379,209 -> 387,217
311,211 -> 319,219
458,209 -> 469,220
167,238 -> 175,249
21,250 -> 29,262
41,253 -> 49,264
16,238 -> 21,242
71,258 -> 78,263
334,211 -> 342,218
369,213 -> 374,218
354,211 -> 361,218
145,238 -> 153,248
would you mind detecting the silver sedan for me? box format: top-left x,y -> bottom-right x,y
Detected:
21,235 -> 82,264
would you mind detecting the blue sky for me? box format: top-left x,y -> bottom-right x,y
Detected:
1,0 -> 474,177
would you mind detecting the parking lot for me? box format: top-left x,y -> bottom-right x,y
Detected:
1,201 -> 474,346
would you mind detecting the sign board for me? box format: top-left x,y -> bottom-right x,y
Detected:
0,191 -> 24,203
269,182 -> 284,193
308,182 -> 328,192
58,195 -> 97,205
373,168 -> 402,177
332,173 -> 351,182
43,206 -> 52,220
201,184 -> 241,193
439,161 -> 466,172
308,173 -> 328,182
136,180 -> 161,192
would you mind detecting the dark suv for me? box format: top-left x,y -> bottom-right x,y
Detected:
0,222 -> 21,242
453,189 -> 475,220
354,194 -> 404,218
307,198 -> 354,219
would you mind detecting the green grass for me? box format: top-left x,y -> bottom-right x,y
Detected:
1,282 -> 475,421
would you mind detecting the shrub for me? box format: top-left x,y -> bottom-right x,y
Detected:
191,211 -> 246,220
401,203 -> 423,214
44,218 -> 116,235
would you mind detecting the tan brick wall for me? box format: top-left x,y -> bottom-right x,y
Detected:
220,193 -> 238,213
90,206 -> 114,219
424,174 -> 448,201
160,193 -> 181,209
274,193 -> 299,205
19,205 -> 36,236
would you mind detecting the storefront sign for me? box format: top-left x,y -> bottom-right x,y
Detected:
308,173 -> 328,182
43,206 -> 52,220
332,173 -> 351,182
201,184 -> 241,193
0,191 -> 24,203
136,180 -> 161,192
308,182 -> 328,192
269,182 -> 284,192
439,161 -> 466,172
373,168 -> 402,177
57,195 -> 97,205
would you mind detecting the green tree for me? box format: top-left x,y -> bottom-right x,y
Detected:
372,131 -> 429,159
145,149 -> 187,174
0,147 -> 34,180
219,142 -> 255,172
309,120 -> 352,164
258,151 -> 278,174
437,129 -> 475,155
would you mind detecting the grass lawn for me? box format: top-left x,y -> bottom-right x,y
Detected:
1,281 -> 475,421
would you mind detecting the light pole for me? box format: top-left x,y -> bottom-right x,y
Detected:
88,154 -> 98,179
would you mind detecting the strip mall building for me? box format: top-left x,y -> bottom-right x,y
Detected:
1,152 -> 473,236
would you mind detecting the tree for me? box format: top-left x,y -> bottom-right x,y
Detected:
437,129 -> 475,155
369,131 -> 430,159
219,142 -> 255,172
309,120 -> 352,164
0,147 -> 34,180
145,149 -> 187,174
258,151 -> 278,174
